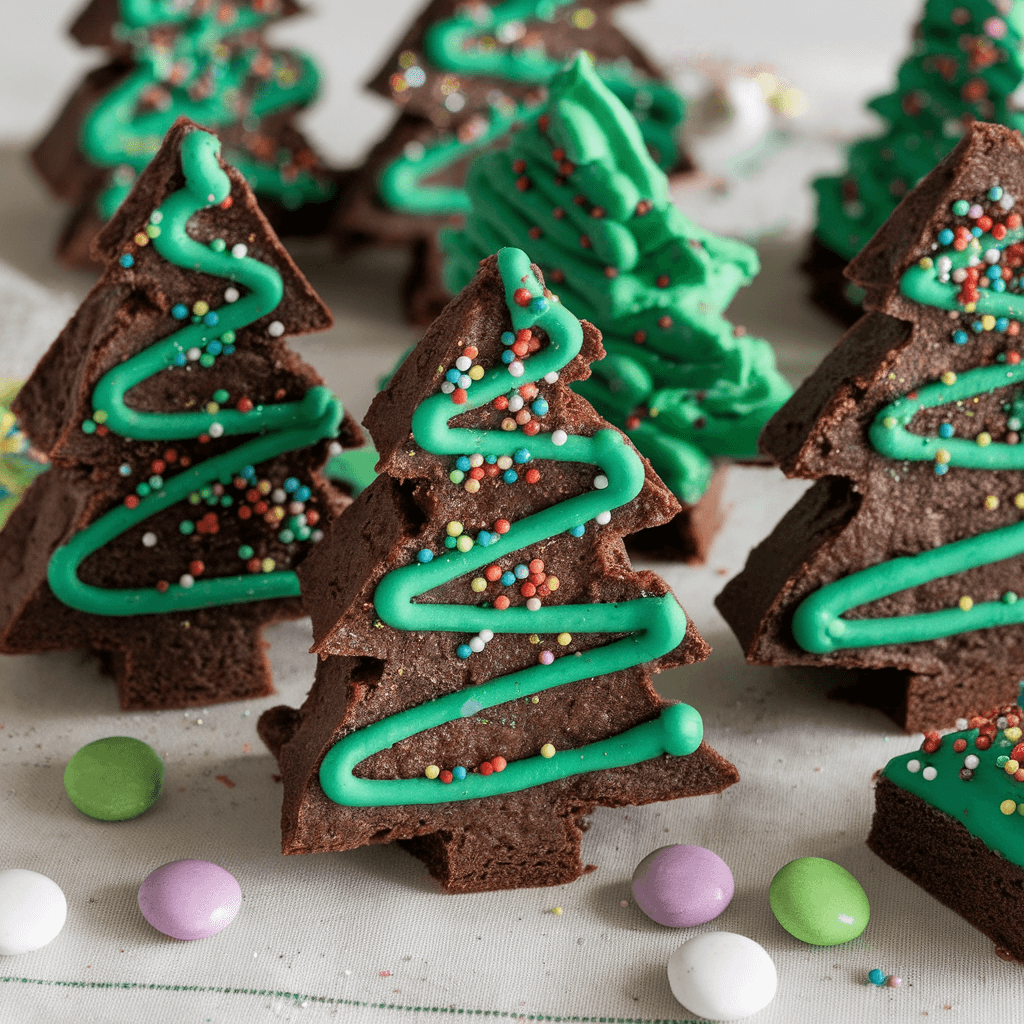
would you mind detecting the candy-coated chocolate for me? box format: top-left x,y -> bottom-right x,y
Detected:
667,932 -> 777,1021
769,856 -> 870,945
0,869 -> 67,955
632,844 -> 733,927
138,860 -> 241,940
64,736 -> 164,821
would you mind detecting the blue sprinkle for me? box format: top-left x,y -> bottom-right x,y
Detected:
937,228 -> 954,246
452,765 -> 468,780
222,345 -> 235,354
455,456 -> 471,471
501,350 -> 515,364
206,340 -> 223,355
514,564 -> 529,580
973,321 -> 985,333
988,265 -> 1002,279
867,969 -> 886,987
477,531 -> 492,546
295,486 -> 311,502
997,317 -> 1010,331
416,549 -> 433,563
935,463 -> 949,475
242,465 -> 256,479
529,297 -> 549,314
119,463 -> 132,476
990,186 -> 1004,201
938,422 -> 954,438
513,448 -> 531,464
445,368 -> 461,384
952,330 -> 969,345
972,226 -> 983,237
174,352 -> 187,366
531,398 -> 549,416
501,331 -> 515,346
458,374 -> 472,389
456,645 -> 472,659
171,303 -> 189,320
444,536 -> 457,549
119,253 -> 134,268
284,477 -> 300,492
503,469 -> 518,484
993,279 -> 1007,292
485,454 -> 497,464
500,572 -> 516,586
570,524 -> 585,537
203,311 -> 219,326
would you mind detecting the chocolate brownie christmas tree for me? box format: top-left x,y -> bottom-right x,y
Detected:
335,0 -> 689,324
718,121 -> 1024,733
34,0 -> 336,266
808,0 -> 1024,323
0,119 -> 359,710
444,56 -> 791,558
259,247 -> 737,893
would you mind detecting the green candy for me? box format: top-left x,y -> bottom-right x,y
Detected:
64,736 -> 165,821
769,857 -> 869,946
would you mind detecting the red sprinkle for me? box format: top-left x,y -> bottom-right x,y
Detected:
237,505 -> 252,520
247,558 -> 261,573
1012,742 -> 1024,762
626,415 -> 641,429
494,519 -> 510,534
439,770 -> 454,785
485,564 -> 502,582
491,756 -> 507,772
493,396 -> 509,410
156,580 -> 169,592
164,449 -> 178,463
976,734 -> 992,750
529,558 -> 544,573
494,595 -> 511,610
520,582 -> 537,598
151,459 -> 166,474
525,468 -> 541,484
452,388 -> 468,404
522,421 -> 541,436
953,738 -> 967,752
922,731 -> 941,753
305,510 -> 320,526
189,560 -> 205,576
219,196 -> 233,209
479,761 -> 494,776
513,288 -> 532,307
1009,351 -> 1022,365
124,495 -> 140,509
237,397 -> 254,413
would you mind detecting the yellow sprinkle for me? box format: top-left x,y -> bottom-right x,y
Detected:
424,764 -> 440,779
206,402 -> 220,414
456,535 -> 473,552
258,480 -> 272,495
1006,759 -> 1020,774
935,449 -> 952,464
959,596 -> 974,611
192,300 -> 209,316
501,417 -> 517,431
446,521 -> 464,537
468,365 -> 485,381
551,905 -> 564,915
547,576 -> 560,591
93,409 -> 108,424
964,301 -> 977,313
976,432 -> 993,447
530,696 -> 539,703
398,50 -> 416,69
918,257 -> 934,269
261,557 -> 275,573
940,371 -> 957,385
134,232 -> 149,246
540,743 -> 556,759
529,634 -> 539,644
1016,493 -> 1024,509
557,633 -> 572,646
982,314 -> 996,331
146,224 -> 161,238
1001,799 -> 1017,815
497,456 -> 513,470
571,5 -> 596,28
985,495 -> 1000,510
1006,727 -> 1023,742
464,479 -> 481,494
882,416 -> 897,429
471,577 -> 486,593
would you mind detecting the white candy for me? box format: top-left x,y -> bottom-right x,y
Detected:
667,932 -> 777,1021
0,869 -> 67,955
923,766 -> 937,781
906,759 -> 921,773
964,754 -> 980,770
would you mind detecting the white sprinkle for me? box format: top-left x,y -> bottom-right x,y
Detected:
232,243 -> 248,259
288,501 -> 305,515
1001,194 -> 1016,210
951,268 -> 968,283
455,356 -> 472,371
469,637 -> 485,653
508,360 -> 525,377
593,474 -> 608,490
271,488 -> 287,504
544,372 -> 559,384
552,430 -> 568,446
595,511 -> 611,525
327,440 -> 342,456
508,395 -> 525,412
479,629 -> 493,643
142,532 -> 158,547
441,381 -> 455,394
403,141 -> 425,161
936,256 -> 952,274
207,193 -> 216,203
224,286 -> 240,303
964,754 -> 980,770
150,210 -> 163,224
311,530 -> 324,542
955,718 -> 969,731
984,248 -> 1001,264
208,422 -> 224,438
179,574 -> 195,589
922,766 -> 937,781
186,347 -> 202,361
526,597 -> 542,611
444,92 -> 466,113
267,320 -> 285,337
906,759 -> 921,773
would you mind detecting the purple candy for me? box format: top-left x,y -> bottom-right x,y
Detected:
138,859 -> 241,940
632,845 -> 734,927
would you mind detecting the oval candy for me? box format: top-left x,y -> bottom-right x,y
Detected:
632,844 -> 734,927
0,869 -> 67,955
769,856 -> 869,945
64,736 -> 164,821
138,860 -> 241,940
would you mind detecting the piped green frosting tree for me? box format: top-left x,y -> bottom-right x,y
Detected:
809,0 -> 1024,320
443,55 -> 791,509
33,0 -> 335,265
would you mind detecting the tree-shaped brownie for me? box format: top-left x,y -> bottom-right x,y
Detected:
33,0 -> 336,266
718,121 -> 1024,733
807,0 -> 1024,323
443,55 -> 791,559
334,0 -> 688,324
258,247 -> 737,893
0,118 -> 359,710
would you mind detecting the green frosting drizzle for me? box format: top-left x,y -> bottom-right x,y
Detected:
319,247 -> 702,807
883,704 -> 1024,869
793,186 -> 1024,653
442,55 -> 790,505
47,128 -> 343,616
81,0 -> 332,220
376,0 -> 685,217
814,0 -> 1024,262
